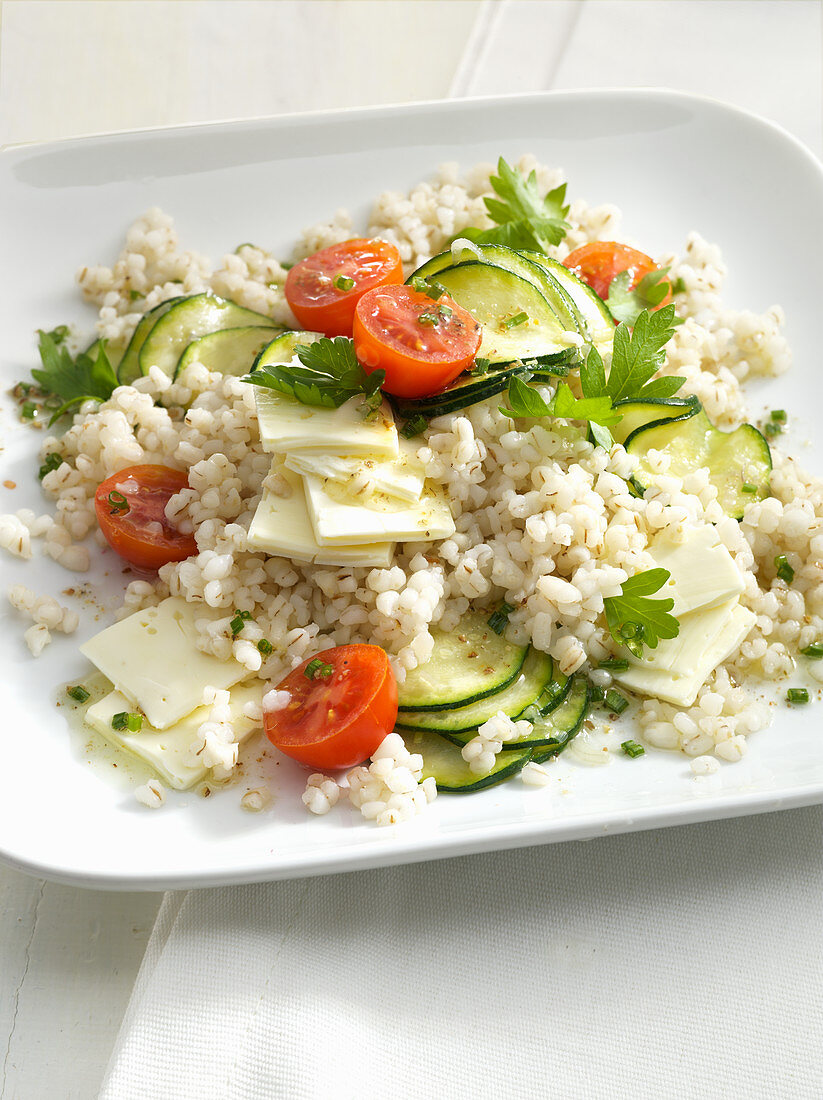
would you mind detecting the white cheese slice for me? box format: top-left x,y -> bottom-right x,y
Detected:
80,597 -> 250,730
285,437 -> 425,504
613,603 -> 755,707
303,474 -> 455,545
254,389 -> 399,458
650,526 -> 744,617
85,680 -> 262,790
627,597 -> 740,676
247,467 -> 395,567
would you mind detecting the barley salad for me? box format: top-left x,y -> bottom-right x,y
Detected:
5,154 -> 821,827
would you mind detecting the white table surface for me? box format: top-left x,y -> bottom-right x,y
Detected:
0,2 -> 820,1098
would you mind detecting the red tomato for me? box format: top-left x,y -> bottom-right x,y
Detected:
353,284 -> 482,399
563,242 -> 672,308
264,645 -> 397,770
94,464 -> 197,571
285,238 -> 404,337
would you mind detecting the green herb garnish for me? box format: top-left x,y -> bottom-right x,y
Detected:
471,357 -> 491,376
598,658 -> 629,672
487,602 -> 515,635
621,739 -> 645,757
670,276 -> 687,295
30,331 -> 118,424
603,569 -> 679,658
770,409 -> 787,423
230,609 -> 253,637
400,414 -> 428,439
333,274 -> 355,291
500,375 -> 621,440
410,276 -> 447,301
241,336 -> 385,418
38,452 -> 63,480
128,289 -> 143,301
66,685 -> 90,703
800,642 -> 823,660
503,311 -> 528,330
418,312 -> 439,327
763,421 -> 782,438
257,638 -> 273,656
741,482 -> 758,493
451,157 -> 570,253
107,490 -> 129,515
775,555 -> 794,584
305,657 -> 334,680
112,712 -> 143,732
606,267 -> 674,328
21,401 -> 37,420
605,691 -> 630,715
786,688 -> 809,705
581,306 -> 683,404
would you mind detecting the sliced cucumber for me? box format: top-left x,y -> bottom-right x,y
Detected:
626,409 -> 772,519
397,610 -> 528,713
390,354 -> 575,420
523,253 -> 616,354
116,296 -> 186,384
413,244 -> 583,337
396,649 -> 553,734
402,729 -> 533,792
84,338 -> 124,373
139,294 -> 277,379
176,325 -> 281,376
421,262 -> 578,365
520,668 -> 571,718
251,329 -> 324,371
612,394 -> 701,445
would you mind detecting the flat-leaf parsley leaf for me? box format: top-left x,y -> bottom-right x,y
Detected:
31,331 -> 118,424
603,568 -> 679,657
606,267 -> 673,327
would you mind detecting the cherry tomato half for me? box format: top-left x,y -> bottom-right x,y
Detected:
264,645 -> 397,770
563,242 -> 672,309
94,464 -> 197,571
285,238 -> 404,337
353,284 -> 482,399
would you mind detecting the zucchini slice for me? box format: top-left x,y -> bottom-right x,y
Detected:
117,296 -> 186,384
176,325 -> 281,376
251,329 -> 324,370
421,262 -> 578,365
85,338 -> 124,373
396,649 -> 553,733
139,294 -> 278,379
413,244 -> 583,337
396,611 -> 528,712
527,676 -> 590,759
626,409 -> 772,519
612,394 -> 701,445
402,729 -> 533,792
523,252 -> 616,354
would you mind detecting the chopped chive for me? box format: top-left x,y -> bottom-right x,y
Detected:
487,601 -> 515,635
128,289 -> 143,301
438,304 -> 453,320
800,642 -> 823,660
786,688 -> 809,705
471,357 -> 491,376
66,685 -> 90,703
774,554 -> 794,584
305,657 -> 334,680
598,658 -> 629,672
418,312 -> 440,327
107,490 -> 129,515
38,452 -> 63,480
333,273 -> 355,292
741,482 -> 758,493
21,401 -> 37,420
604,689 -> 629,714
400,414 -> 428,439
230,609 -> 253,637
111,711 -> 143,732
621,739 -> 645,758
763,421 -> 782,438
503,311 -> 528,329
589,684 -> 605,704
410,276 -> 446,301
770,409 -> 787,423
257,638 -> 273,656
670,276 -> 687,295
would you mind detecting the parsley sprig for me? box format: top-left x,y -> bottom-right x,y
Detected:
606,267 -> 674,327
452,157 -> 570,253
603,569 -> 679,657
581,305 -> 684,406
500,374 -> 621,433
242,337 -> 385,418
30,329 -> 118,424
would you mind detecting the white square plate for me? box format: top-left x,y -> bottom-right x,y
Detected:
1,90 -> 821,890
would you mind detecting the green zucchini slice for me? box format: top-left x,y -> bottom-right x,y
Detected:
612,394 -> 701,445
524,253 -> 616,354
251,329 -> 324,370
421,262 -> 577,365
402,729 -> 533,792
117,296 -> 186,384
626,409 -> 772,519
396,611 -> 528,713
413,244 -> 583,337
85,338 -> 124,373
396,649 -> 553,733
527,676 -> 591,759
139,294 -> 278,379
176,325 -> 281,376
